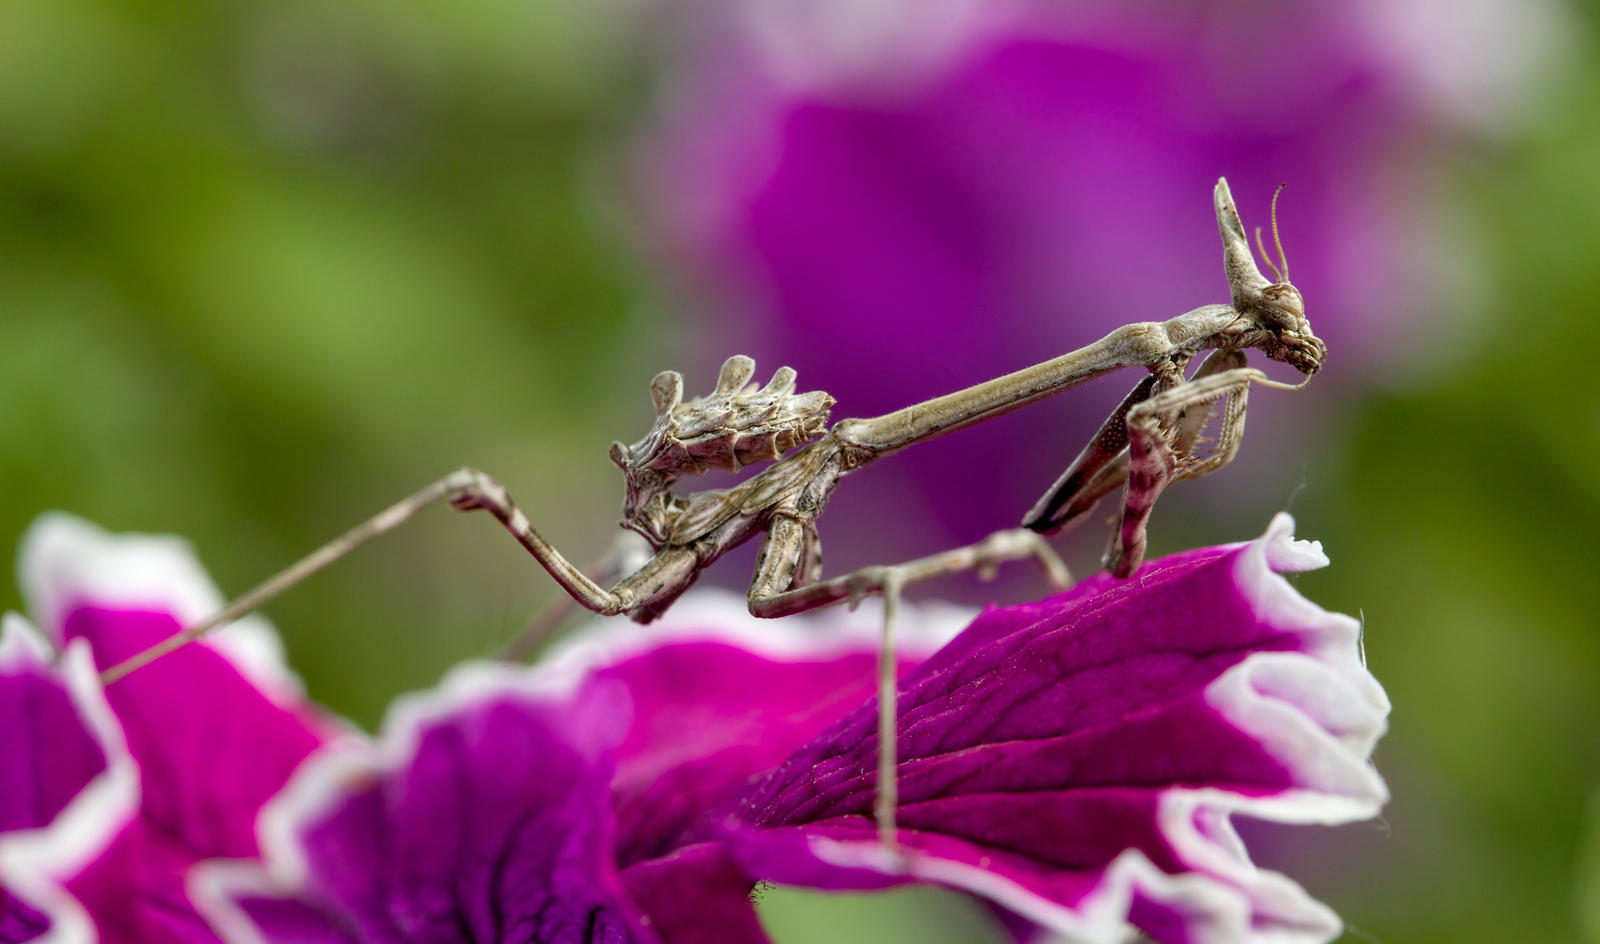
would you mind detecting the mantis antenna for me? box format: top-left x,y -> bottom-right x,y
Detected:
1254,183 -> 1289,283
96,178 -> 1324,852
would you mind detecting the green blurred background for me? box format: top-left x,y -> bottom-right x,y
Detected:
2,1 -> 1597,942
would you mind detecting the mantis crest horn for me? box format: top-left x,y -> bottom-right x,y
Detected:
1214,178 -> 1272,307
615,355 -> 834,481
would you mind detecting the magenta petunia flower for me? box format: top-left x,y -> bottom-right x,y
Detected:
191,594 -> 975,943
195,514 -> 1387,944
640,0 -> 1562,549
15,514 -> 338,943
0,616 -> 137,943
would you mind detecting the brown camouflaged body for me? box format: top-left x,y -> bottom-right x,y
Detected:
610,356 -> 835,547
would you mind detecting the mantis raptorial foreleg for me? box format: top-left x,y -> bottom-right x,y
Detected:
1109,360 -> 1261,577
1167,353 -> 1255,482
1019,348 -> 1253,581
1025,376 -> 1159,534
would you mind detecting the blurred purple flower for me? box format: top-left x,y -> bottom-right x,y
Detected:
0,617 -> 137,943
15,514 -> 338,943
639,0 -> 1561,551
196,514 -> 1387,944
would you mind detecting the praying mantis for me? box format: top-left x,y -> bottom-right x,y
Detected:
103,177 -> 1323,850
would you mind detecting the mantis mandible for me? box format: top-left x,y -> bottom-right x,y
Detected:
103,178 -> 1323,849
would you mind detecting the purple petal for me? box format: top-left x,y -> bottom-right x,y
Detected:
18,514 -> 335,941
551,593 -> 972,941
721,514 -> 1388,944
200,593 -> 972,944
620,842 -> 771,944
20,513 -> 308,704
194,665 -> 652,944
190,515 -> 1379,944
539,592 -> 974,866
0,616 -> 139,943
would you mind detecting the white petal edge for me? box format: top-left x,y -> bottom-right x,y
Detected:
17,512 -> 306,705
188,859 -> 280,944
0,613 -> 52,666
831,837 -> 1325,944
191,657 -> 629,944
0,614 -> 141,944
193,588 -> 973,942
798,514 -> 1389,944
536,586 -> 975,687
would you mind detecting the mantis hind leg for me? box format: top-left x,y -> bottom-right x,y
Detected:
102,468 -> 688,683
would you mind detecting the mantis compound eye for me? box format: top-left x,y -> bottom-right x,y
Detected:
1260,283 -> 1306,327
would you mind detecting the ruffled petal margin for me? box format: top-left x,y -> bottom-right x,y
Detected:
189,514 -> 1385,944
721,513 -> 1388,944
17,514 -> 335,942
544,592 -> 974,866
195,593 -> 972,944
0,616 -> 139,943
193,664 -> 649,943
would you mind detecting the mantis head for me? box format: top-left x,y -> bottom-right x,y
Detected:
1214,178 -> 1326,377
608,355 -> 834,543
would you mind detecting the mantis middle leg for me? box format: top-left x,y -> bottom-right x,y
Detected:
746,516 -> 1071,849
